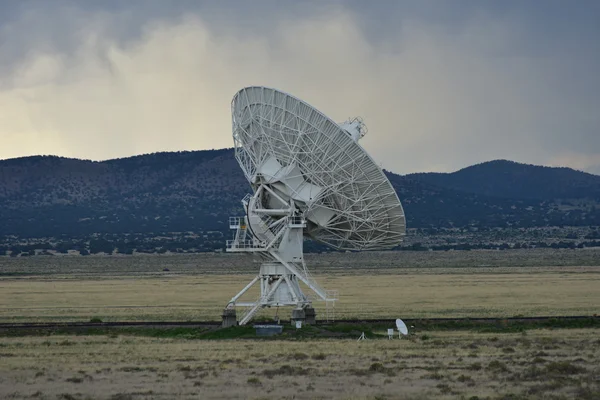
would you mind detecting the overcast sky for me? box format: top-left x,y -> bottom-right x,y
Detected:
0,0 -> 599,174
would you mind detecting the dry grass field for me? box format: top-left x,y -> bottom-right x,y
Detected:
3,248 -> 600,276
0,269 -> 599,323
1,249 -> 599,322
1,249 -> 599,399
0,329 -> 598,399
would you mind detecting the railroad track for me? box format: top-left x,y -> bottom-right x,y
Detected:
0,315 -> 596,330
0,321 -> 221,329
335,315 -> 597,324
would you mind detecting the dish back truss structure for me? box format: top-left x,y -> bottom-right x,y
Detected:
223,86 -> 406,327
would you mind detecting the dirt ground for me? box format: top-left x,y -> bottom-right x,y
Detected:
0,328 -> 598,400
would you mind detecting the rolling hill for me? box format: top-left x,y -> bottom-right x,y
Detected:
407,160 -> 600,200
1,149 -> 599,240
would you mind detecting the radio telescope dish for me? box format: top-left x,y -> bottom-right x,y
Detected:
396,319 -> 408,335
231,87 -> 405,250
222,86 -> 406,327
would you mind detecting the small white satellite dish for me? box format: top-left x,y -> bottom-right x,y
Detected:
396,319 -> 408,335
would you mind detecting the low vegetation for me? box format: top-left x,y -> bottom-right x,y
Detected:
0,329 -> 598,399
0,251 -> 598,398
1,252 -> 598,322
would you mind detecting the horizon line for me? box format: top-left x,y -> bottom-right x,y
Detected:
0,148 -> 597,177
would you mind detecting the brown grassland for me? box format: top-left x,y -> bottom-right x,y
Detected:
0,268 -> 599,322
0,249 -> 599,399
0,329 -> 599,399
1,249 -> 599,322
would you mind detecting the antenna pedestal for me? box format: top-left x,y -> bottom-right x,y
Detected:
259,263 -> 308,307
225,190 -> 336,326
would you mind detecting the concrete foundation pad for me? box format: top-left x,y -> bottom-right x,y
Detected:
221,308 -> 237,328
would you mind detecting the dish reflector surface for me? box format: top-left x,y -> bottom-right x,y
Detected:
232,86 -> 406,250
396,319 -> 408,335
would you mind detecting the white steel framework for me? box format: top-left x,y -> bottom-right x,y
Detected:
224,86 -> 405,326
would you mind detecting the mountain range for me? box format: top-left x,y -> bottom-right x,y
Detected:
1,149 -> 599,239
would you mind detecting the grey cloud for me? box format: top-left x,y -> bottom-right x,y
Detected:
0,1 -> 598,174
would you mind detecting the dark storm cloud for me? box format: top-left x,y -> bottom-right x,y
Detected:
0,0 -> 598,174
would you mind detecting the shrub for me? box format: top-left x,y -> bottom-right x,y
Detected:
467,362 -> 482,371
291,352 -> 308,360
544,361 -> 585,375
369,363 -> 386,373
423,372 -> 444,380
436,383 -> 452,394
247,377 -> 261,386
262,365 -> 310,378
487,360 -> 509,373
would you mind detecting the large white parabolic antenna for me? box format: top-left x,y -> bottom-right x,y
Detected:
222,86 -> 406,327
